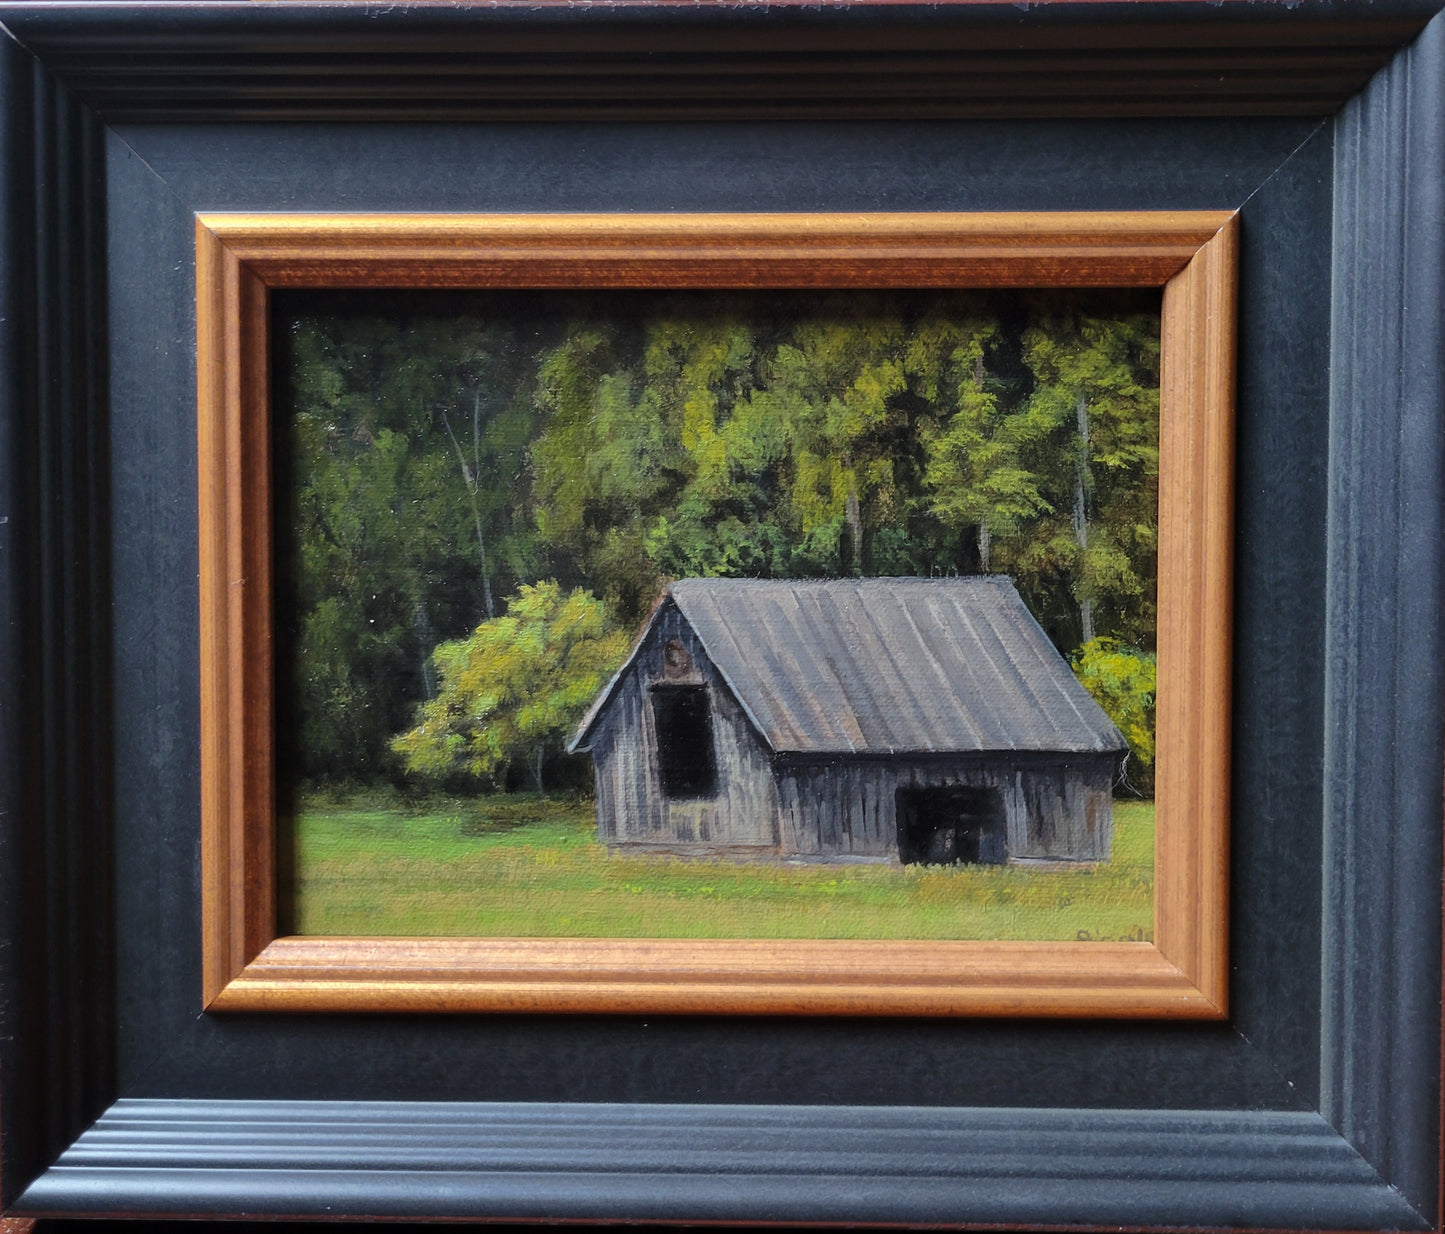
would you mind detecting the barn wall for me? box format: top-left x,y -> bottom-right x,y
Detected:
1014,760 -> 1116,860
589,601 -> 781,852
776,757 -> 1116,862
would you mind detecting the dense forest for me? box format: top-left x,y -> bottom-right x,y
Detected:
274,289 -> 1160,798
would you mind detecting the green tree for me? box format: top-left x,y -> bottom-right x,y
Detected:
921,317 -> 1050,572
1016,301 -> 1160,648
391,582 -> 630,794
278,306 -> 547,781
530,295 -> 1023,600
529,325 -> 693,623
1072,637 -> 1156,796
646,296 -> 1009,582
640,317 -> 794,581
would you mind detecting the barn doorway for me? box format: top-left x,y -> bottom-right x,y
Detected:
895,787 -> 1007,865
650,683 -> 717,798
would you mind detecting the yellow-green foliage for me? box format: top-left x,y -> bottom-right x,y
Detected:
290,794 -> 1154,942
391,582 -> 629,788
1072,637 -> 1156,771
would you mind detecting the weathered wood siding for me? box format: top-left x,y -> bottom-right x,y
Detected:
589,601 -> 781,852
587,600 -> 1116,862
775,756 -> 1115,862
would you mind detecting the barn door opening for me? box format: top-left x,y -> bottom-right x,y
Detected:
651,683 -> 717,798
895,787 -> 1006,865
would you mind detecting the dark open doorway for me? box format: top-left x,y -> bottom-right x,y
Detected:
895,786 -> 1007,865
651,683 -> 717,799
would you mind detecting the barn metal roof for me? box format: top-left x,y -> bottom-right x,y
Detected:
572,576 -> 1128,758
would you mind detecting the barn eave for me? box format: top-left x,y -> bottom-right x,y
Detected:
768,743 -> 1128,764
565,593 -> 668,755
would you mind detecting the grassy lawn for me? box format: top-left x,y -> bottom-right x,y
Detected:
286,793 -> 1154,941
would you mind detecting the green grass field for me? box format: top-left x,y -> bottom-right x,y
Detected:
286,793 -> 1153,941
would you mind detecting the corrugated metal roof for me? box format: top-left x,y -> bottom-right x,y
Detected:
573,577 -> 1127,757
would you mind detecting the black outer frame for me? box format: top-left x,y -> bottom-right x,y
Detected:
0,2 -> 1442,1228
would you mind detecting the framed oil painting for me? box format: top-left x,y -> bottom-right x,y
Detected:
3,1 -> 1442,1229
197,211 -> 1233,1016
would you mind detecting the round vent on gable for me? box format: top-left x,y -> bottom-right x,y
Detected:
662,638 -> 694,681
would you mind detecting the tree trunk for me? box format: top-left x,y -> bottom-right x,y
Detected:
531,747 -> 546,796
442,399 -> 496,620
470,498 -> 496,621
1073,391 -> 1095,643
844,482 -> 865,577
973,352 -> 992,574
471,389 -> 496,621
412,597 -> 437,700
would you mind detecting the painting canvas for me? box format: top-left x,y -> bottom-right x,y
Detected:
273,288 -> 1160,943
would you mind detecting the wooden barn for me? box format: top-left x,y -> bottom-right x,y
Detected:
568,577 -> 1129,866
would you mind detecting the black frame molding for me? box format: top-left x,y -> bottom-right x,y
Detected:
1,2 -> 1442,1227
13,1100 -> 1427,1227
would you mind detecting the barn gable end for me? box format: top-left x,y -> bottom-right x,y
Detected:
577,598 -> 780,854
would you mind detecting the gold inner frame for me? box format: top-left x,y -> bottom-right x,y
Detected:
196,212 -> 1235,1017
